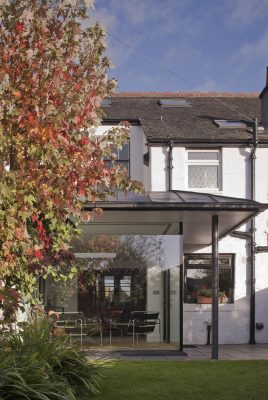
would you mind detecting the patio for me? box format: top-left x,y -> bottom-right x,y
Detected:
88,344 -> 268,361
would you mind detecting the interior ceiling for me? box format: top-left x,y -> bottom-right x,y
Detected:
79,209 -> 255,247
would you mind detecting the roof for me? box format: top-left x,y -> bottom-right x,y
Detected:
101,92 -> 268,144
259,87 -> 267,98
85,190 -> 267,210
82,190 -> 268,246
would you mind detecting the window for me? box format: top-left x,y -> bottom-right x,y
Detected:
158,98 -> 192,108
184,254 -> 235,304
101,99 -> 111,107
214,120 -> 246,129
104,142 -> 130,175
187,149 -> 220,190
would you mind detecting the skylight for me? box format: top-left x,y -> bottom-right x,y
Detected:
214,120 -> 247,129
101,99 -> 111,107
248,125 -> 265,132
158,98 -> 192,108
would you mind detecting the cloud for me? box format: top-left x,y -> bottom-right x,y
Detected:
165,44 -> 202,65
88,5 -> 117,31
231,28 -> 268,74
194,79 -> 219,92
225,0 -> 268,27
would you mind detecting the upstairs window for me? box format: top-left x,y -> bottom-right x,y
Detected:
104,142 -> 130,175
187,150 -> 221,190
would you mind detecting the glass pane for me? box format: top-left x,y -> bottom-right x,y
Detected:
219,268 -> 233,301
215,120 -> 246,128
116,161 -> 129,174
188,151 -> 218,160
185,267 -> 233,303
188,165 -> 218,188
188,258 -> 211,266
104,276 -> 114,300
185,268 -> 211,303
119,276 -> 131,302
159,98 -> 192,107
118,143 -> 129,160
187,255 -> 231,267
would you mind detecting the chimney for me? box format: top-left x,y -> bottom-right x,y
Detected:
260,66 -> 268,129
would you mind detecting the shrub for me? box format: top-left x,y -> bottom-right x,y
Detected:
0,315 -> 104,399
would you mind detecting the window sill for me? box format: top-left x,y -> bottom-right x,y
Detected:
187,188 -> 223,194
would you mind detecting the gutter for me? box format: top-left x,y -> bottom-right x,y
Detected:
146,138 -> 268,146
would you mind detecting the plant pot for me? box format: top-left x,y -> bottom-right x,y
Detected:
197,295 -> 212,304
220,296 -> 229,304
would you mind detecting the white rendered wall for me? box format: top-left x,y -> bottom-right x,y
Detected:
149,144 -> 268,344
150,146 -> 168,191
147,265 -> 163,342
185,147 -> 268,344
147,235 -> 182,343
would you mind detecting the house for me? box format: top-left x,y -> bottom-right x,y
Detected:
44,68 -> 268,359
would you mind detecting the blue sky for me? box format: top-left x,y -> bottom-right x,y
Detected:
90,0 -> 268,93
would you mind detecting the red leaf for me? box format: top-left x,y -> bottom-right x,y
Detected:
15,22 -> 24,34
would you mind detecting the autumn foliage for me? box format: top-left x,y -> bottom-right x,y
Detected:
0,0 -> 139,305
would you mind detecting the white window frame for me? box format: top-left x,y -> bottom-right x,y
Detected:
186,149 -> 221,191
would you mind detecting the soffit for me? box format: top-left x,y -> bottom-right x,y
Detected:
80,191 -> 268,248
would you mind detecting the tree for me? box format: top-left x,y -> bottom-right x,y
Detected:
0,0 -> 140,312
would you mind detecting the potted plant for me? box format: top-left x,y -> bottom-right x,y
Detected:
219,291 -> 229,304
197,288 -> 228,304
197,288 -> 213,304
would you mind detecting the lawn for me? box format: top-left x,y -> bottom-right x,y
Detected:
95,360 -> 268,400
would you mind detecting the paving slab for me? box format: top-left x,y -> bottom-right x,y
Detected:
87,344 -> 268,361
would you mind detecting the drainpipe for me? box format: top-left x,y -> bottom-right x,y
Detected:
167,140 -> 174,191
249,118 -> 258,344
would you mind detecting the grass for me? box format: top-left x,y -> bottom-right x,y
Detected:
95,360 -> 268,400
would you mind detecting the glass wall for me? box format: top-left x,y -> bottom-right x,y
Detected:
45,234 -> 182,347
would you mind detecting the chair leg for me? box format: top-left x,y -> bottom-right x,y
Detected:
132,321 -> 135,349
100,328 -> 103,347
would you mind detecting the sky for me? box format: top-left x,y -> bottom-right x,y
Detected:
89,0 -> 268,93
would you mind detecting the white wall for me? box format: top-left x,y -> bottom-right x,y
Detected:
149,144 -> 268,344
147,265 -> 163,342
94,125 -> 268,345
150,146 -> 168,191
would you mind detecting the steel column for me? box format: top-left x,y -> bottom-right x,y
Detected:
179,263 -> 184,352
211,215 -> 219,360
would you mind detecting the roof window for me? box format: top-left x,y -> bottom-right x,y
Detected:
101,99 -> 111,107
247,125 -> 264,132
158,98 -> 192,108
214,120 -> 247,129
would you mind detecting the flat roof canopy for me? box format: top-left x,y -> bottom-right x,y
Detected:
81,190 -> 268,247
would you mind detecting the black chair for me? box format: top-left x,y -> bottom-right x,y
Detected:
127,311 -> 160,348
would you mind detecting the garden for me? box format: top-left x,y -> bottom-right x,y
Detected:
95,360 -> 268,400
0,314 -> 103,400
